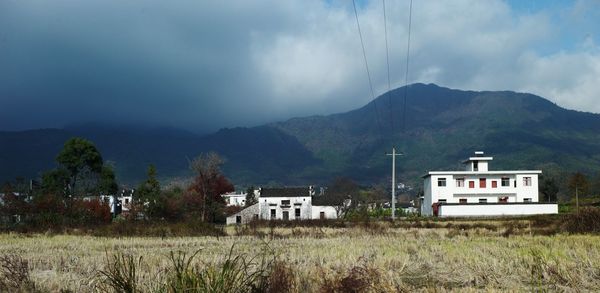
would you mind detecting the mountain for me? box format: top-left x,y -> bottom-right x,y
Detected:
2,83 -> 600,187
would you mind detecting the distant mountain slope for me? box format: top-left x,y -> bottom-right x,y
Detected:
0,125 -> 319,185
272,83 -> 600,183
2,83 -> 600,186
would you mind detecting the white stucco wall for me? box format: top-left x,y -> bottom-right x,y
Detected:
258,196 -> 312,220
311,206 -> 337,219
438,203 -> 558,217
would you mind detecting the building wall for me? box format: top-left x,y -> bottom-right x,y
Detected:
258,196 -> 312,220
427,173 -> 539,204
226,203 -> 259,225
438,203 -> 558,217
421,177 -> 433,216
311,206 -> 337,219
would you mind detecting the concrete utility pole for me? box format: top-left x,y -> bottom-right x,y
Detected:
387,147 -> 403,220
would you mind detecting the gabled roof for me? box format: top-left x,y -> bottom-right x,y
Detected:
259,187 -> 310,198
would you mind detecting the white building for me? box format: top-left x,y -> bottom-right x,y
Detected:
221,190 -> 260,207
421,151 -> 558,217
226,187 -> 337,225
222,191 -> 247,206
99,189 -> 134,215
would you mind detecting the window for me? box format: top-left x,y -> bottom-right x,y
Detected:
281,200 -> 290,207
491,181 -> 497,188
501,177 -> 510,187
438,199 -> 447,203
469,181 -> 475,188
524,198 -> 532,202
270,209 -> 276,219
295,208 -> 301,219
473,161 -> 479,171
479,178 -> 486,188
125,198 -> 130,204
437,178 -> 446,187
456,178 -> 465,187
479,198 -> 488,203
236,215 -> 241,224
459,198 -> 467,204
523,177 -> 532,186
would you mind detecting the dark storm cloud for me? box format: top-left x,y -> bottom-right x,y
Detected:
1,0 -> 599,132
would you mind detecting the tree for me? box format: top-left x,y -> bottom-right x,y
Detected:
98,165 -> 118,195
186,152 -> 234,223
540,176 -> 559,202
136,165 -> 161,219
324,177 -> 360,219
40,168 -> 70,196
568,172 -> 590,197
568,172 -> 590,212
245,186 -> 257,207
56,137 -> 104,196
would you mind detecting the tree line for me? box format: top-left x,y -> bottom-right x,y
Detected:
0,137 -> 234,231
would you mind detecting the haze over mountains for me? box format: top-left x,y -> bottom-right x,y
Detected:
2,83 -> 600,187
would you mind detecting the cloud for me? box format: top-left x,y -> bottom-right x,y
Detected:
0,0 -> 599,132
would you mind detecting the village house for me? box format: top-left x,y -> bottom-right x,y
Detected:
98,189 -> 134,216
221,189 -> 260,206
421,151 -> 558,217
226,186 -> 337,225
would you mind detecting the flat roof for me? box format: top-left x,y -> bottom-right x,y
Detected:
462,157 -> 493,163
422,170 -> 542,178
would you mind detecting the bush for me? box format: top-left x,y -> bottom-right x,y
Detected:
0,254 -> 36,292
561,207 -> 600,234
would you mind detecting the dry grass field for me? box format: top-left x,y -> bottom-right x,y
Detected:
2,221 -> 600,292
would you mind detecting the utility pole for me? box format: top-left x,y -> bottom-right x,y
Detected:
387,147 -> 403,220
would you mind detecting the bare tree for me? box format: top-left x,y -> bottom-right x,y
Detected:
187,152 -> 233,222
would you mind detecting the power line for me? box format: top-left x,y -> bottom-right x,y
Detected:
352,0 -> 383,136
383,0 -> 393,134
402,0 -> 413,132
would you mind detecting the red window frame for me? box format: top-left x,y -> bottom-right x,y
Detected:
479,178 -> 486,188
491,181 -> 497,188
469,181 -> 475,188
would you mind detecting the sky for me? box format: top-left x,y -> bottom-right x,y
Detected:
1,0 -> 599,132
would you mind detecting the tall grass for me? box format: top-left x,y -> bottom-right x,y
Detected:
98,252 -> 142,293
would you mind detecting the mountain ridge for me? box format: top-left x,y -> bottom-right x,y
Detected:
2,83 -> 600,187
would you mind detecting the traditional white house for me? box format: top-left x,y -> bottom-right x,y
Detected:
226,186 -> 337,225
98,189 -> 134,215
421,151 -> 558,217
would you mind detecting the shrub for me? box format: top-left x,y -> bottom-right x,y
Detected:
0,254 -> 36,292
561,207 -> 600,234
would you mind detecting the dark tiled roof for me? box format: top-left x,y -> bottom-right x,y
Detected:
260,187 -> 309,198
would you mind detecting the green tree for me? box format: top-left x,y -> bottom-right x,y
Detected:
245,186 -> 257,207
40,168 -> 70,196
136,165 -> 161,218
98,165 -> 118,195
540,176 -> 559,202
56,137 -> 104,196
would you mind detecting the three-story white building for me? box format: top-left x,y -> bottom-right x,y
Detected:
421,151 -> 558,217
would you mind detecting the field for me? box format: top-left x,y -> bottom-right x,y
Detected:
2,220 -> 600,292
